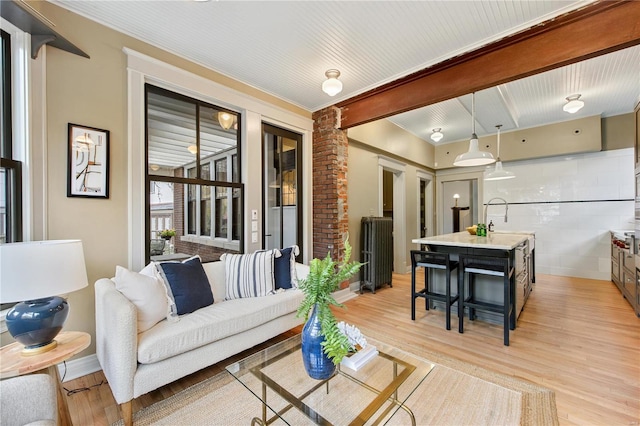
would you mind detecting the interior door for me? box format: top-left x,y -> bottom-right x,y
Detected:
262,124 -> 303,256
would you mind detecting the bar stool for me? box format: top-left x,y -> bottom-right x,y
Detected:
457,253 -> 515,346
410,250 -> 459,330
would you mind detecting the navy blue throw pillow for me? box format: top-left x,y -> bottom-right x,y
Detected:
274,246 -> 299,290
157,256 -> 213,316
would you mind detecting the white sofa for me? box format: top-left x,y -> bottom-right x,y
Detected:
95,260 -> 307,426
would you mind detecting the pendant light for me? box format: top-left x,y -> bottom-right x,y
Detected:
453,93 -> 495,167
484,125 -> 515,181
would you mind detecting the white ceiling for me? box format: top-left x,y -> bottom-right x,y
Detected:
51,0 -> 640,144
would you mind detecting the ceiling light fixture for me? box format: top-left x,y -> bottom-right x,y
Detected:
485,125 -> 515,181
453,93 -> 496,167
187,145 -> 198,154
563,94 -> 584,114
217,111 -> 234,130
322,69 -> 343,96
430,128 -> 444,142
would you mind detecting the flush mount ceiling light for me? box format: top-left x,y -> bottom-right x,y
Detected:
322,69 -> 343,96
485,125 -> 515,181
217,111 -> 234,130
187,145 -> 198,154
563,94 -> 584,114
453,93 -> 496,167
430,128 -> 444,142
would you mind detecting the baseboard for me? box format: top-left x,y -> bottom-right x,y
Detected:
56,353 -> 102,382
333,285 -> 359,304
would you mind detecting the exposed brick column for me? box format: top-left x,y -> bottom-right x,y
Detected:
312,106 -> 349,263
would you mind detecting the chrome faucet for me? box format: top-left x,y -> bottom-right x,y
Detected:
484,197 -> 508,225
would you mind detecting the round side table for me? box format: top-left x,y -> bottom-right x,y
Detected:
0,331 -> 91,426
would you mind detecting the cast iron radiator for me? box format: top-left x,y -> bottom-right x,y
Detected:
360,216 -> 393,293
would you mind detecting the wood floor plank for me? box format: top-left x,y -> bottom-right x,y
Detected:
63,273 -> 639,425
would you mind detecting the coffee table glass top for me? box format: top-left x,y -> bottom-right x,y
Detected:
226,334 -> 434,426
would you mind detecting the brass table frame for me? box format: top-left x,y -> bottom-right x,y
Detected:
227,335 -> 433,426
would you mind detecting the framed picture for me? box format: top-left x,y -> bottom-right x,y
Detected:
67,123 -> 110,198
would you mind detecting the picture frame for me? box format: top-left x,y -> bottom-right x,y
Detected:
67,123 -> 110,198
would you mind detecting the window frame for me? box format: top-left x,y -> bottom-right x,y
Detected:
144,84 -> 244,261
0,28 -> 23,246
183,148 -> 240,245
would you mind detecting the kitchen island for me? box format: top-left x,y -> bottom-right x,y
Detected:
412,231 -> 534,325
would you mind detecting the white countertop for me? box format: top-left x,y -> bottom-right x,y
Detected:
412,232 -> 530,250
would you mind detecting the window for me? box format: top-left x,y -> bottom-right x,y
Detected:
146,85 -> 243,262
1,29 -> 22,245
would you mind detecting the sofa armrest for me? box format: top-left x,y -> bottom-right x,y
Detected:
95,278 -> 138,404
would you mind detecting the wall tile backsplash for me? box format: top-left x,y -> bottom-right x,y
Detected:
484,148 -> 634,280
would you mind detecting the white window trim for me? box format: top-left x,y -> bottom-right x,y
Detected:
125,48 -> 314,270
1,18 -> 46,333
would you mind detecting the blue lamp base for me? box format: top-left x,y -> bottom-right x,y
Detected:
5,296 -> 69,356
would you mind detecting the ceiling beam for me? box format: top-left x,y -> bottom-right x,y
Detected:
336,0 -> 640,129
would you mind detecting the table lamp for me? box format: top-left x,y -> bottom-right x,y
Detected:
0,240 -> 88,355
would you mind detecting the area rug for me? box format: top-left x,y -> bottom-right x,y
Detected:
114,332 -> 558,426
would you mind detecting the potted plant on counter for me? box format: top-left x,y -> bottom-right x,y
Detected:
297,237 -> 363,379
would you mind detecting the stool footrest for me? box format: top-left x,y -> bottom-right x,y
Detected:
415,290 -> 459,303
463,297 -> 512,315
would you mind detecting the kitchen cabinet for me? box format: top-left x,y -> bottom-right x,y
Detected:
611,242 -> 622,291
611,231 -> 639,317
412,232 -> 533,324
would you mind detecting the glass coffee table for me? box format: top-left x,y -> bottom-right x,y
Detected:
226,334 -> 434,426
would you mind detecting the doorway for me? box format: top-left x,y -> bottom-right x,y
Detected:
378,156 -> 407,273
417,171 -> 434,240
442,179 -> 477,234
262,123 -> 303,257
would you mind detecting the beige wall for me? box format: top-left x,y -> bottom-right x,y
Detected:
602,113 -> 635,151
1,3 -> 311,353
347,120 -> 435,276
434,114 -> 634,169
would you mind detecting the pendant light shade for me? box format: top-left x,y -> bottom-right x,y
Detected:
453,93 -> 495,167
485,125 -> 515,181
217,111 -> 234,130
430,128 -> 444,142
563,94 -> 584,114
322,69 -> 343,96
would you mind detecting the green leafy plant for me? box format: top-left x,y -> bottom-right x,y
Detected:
297,237 -> 363,364
159,229 -> 176,238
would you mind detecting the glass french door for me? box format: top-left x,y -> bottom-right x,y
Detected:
262,124 -> 303,257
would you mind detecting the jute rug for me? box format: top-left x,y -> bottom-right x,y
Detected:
115,331 -> 558,426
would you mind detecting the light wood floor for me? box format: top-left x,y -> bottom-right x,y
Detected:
64,273 -> 639,425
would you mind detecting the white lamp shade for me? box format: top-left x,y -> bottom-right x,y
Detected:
322,78 -> 343,96
484,161 -> 516,180
453,136 -> 496,167
430,129 -> 444,142
563,95 -> 584,114
0,240 -> 89,303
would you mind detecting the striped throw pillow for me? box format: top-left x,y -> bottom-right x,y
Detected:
221,250 -> 280,300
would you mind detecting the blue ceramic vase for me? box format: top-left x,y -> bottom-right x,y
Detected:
301,304 -> 336,380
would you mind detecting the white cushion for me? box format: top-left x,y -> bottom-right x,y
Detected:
137,289 -> 303,364
221,250 -> 280,300
201,260 -> 226,304
113,265 -> 168,333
